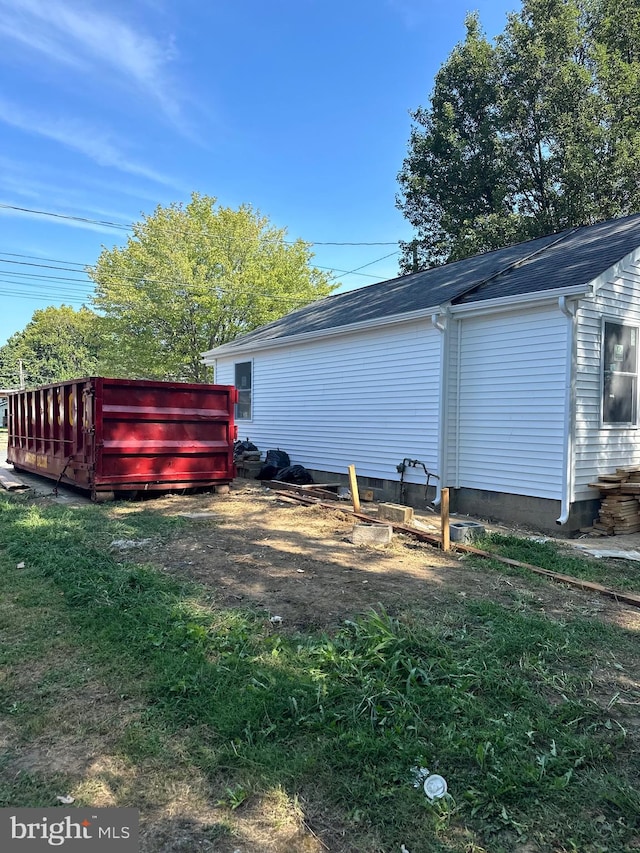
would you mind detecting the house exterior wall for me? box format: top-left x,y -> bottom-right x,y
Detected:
214,319 -> 442,487
573,255 -> 640,499
445,305 -> 569,501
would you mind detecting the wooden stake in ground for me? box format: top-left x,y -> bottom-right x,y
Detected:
348,465 -> 361,514
441,487 -> 450,552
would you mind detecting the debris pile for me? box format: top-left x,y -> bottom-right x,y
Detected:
233,439 -> 263,478
233,442 -> 315,485
587,466 -> 640,535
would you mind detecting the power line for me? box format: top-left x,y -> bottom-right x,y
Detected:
0,251 -> 383,281
0,202 -> 400,246
0,203 -> 131,231
0,249 -> 401,300
327,251 -> 400,282
0,250 -> 87,267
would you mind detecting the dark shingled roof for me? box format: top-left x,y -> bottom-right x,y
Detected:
208,213 -> 640,354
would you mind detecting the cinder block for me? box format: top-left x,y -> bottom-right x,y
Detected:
215,484 -> 231,495
379,503 -> 414,524
449,521 -> 485,543
351,523 -> 393,546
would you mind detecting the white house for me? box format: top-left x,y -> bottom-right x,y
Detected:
203,214 -> 640,532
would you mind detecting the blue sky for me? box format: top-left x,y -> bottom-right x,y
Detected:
0,0 -> 518,347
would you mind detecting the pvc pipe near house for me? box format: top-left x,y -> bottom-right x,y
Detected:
431,312 -> 448,507
557,295 -> 578,525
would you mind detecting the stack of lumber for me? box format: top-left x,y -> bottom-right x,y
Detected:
587,467 -> 640,534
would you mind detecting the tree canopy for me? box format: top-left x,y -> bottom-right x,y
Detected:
0,305 -> 99,389
397,0 -> 640,270
89,193 -> 336,382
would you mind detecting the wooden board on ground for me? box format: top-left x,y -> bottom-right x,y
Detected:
0,468 -> 29,491
264,480 -> 343,501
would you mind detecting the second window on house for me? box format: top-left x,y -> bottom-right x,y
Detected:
235,361 -> 252,420
602,320 -> 638,425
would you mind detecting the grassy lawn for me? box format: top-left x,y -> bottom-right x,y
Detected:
1,494 -> 639,852
471,532 -> 640,593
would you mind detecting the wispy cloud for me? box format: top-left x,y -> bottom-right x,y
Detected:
386,0 -> 430,29
0,0 -> 184,126
0,98 -> 184,189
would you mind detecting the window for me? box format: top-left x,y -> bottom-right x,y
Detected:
235,361 -> 252,420
602,321 -> 638,425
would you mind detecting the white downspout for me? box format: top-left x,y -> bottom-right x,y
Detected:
557,296 -> 577,525
431,312 -> 447,506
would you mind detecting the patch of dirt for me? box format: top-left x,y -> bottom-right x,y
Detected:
132,481 -> 640,638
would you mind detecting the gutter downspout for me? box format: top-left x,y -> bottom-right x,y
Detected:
431,312 -> 448,507
557,295 -> 577,525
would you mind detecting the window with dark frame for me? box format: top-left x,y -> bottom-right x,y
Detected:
602,321 -> 638,425
235,361 -> 252,420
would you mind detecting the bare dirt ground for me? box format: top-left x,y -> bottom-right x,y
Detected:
133,479 -> 640,637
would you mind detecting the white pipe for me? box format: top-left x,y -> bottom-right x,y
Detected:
431,312 -> 446,332
557,296 -> 577,525
431,312 -> 448,505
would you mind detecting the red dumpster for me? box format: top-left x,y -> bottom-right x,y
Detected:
6,377 -> 237,499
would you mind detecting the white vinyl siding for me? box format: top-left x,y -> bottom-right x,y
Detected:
447,306 -> 568,499
215,320 -> 441,484
574,255 -> 640,499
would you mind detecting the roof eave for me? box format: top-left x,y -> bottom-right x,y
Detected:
447,283 -> 593,317
202,305 -> 440,362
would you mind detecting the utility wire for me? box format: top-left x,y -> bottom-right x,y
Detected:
0,202 -> 400,246
0,250 -> 400,300
0,251 -> 383,281
327,251 -> 400,282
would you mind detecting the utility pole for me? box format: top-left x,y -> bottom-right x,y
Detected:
18,359 -> 25,390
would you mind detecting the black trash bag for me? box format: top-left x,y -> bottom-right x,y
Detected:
265,449 -> 290,469
256,449 -> 291,480
234,439 -> 259,459
256,464 -> 279,480
275,465 -> 314,485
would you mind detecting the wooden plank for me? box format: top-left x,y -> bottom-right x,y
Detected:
588,482 -> 621,491
0,468 -> 28,491
264,480 -> 341,501
300,483 -> 341,492
441,487 -> 450,553
348,465 -> 361,514
461,545 -> 640,609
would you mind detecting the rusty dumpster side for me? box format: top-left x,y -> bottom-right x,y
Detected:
6,377 -> 237,497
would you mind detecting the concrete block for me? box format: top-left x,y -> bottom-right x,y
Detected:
351,523 -> 393,546
449,521 -> 485,543
215,484 -> 231,495
378,503 -> 414,524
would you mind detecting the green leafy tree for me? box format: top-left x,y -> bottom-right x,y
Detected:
0,305 -> 99,388
89,193 -> 336,382
397,0 -> 640,270
398,14 -> 516,269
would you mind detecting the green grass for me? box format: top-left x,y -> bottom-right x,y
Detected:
472,532 -> 640,593
1,495 -> 639,852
